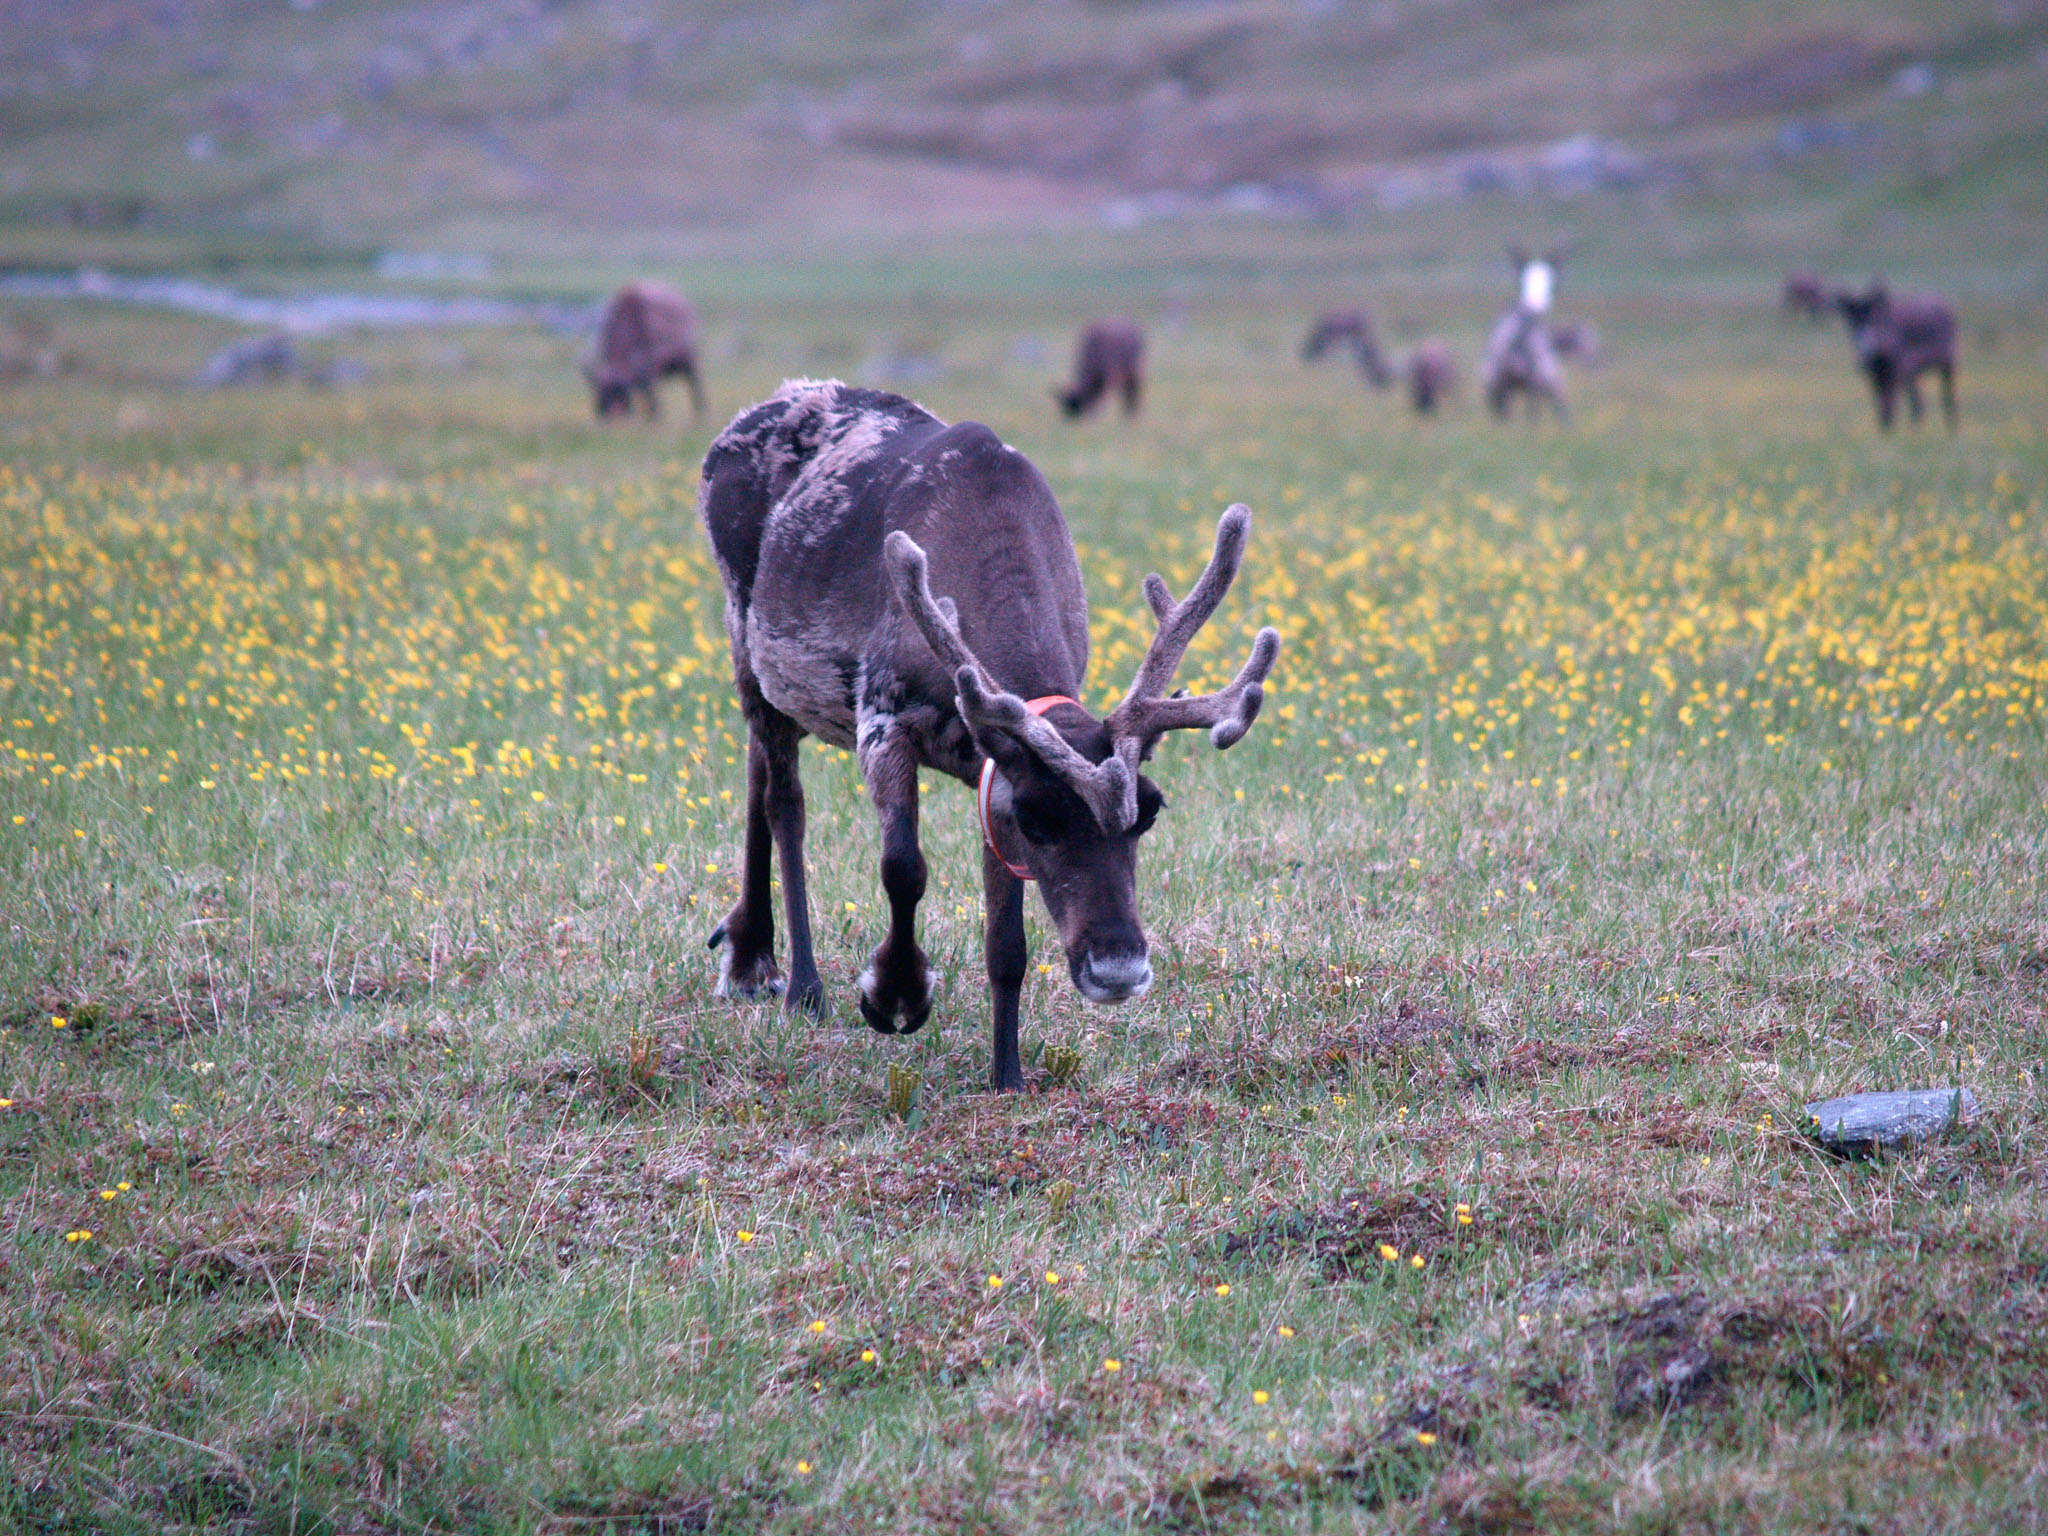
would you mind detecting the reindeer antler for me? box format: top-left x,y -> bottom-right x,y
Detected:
883,531 -> 1137,832
1106,504 -> 1281,751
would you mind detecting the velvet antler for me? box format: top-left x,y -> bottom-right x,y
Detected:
1106,504 -> 1281,751
884,531 -> 1137,832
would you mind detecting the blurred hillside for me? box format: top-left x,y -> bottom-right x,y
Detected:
1,0 -> 2046,295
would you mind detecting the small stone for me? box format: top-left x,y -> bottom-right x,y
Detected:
1803,1089 -> 1978,1154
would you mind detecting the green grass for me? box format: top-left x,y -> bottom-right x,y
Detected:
1,279 -> 2046,1533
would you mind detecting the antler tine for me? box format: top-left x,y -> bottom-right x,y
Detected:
1109,504 -> 1256,732
955,667 -> 1136,833
884,530 -> 988,686
1120,625 -> 1279,750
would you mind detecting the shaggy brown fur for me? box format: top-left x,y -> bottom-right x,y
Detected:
586,282 -> 703,420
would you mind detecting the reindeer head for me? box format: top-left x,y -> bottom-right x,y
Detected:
585,361 -> 636,418
1834,284 -> 1892,363
885,507 -> 1280,1005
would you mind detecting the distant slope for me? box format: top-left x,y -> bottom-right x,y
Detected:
1,0 -> 2044,291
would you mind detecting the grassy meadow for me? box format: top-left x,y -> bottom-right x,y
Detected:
2,274 -> 2046,1533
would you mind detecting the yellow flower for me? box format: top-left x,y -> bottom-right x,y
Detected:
861,1349 -> 877,1364
1044,1270 -> 1060,1286
736,1229 -> 755,1243
99,1189 -> 116,1201
986,1274 -> 1003,1290
653,861 -> 668,873
796,1461 -> 813,1475
1213,1282 -> 1230,1298
1276,1325 -> 1294,1338
1416,1430 -> 1437,1446
1378,1243 -> 1399,1263
1455,1203 -> 1473,1225
1410,1253 -> 1425,1269
1252,1389 -> 1270,1406
809,1319 -> 827,1334
50,1015 -> 67,1029
1102,1358 -> 1121,1373
0,1099 -> 12,1109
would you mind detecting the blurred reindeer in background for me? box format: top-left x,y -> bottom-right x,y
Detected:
1481,247 -> 1567,420
586,282 -> 703,420
1305,310 -> 1457,415
1834,284 -> 1957,431
1055,319 -> 1144,419
1782,268 -> 1829,322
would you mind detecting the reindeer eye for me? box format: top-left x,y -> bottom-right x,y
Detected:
1013,800 -> 1060,846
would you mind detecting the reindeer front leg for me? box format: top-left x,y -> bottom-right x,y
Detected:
856,725 -> 935,1034
982,843 -> 1028,1092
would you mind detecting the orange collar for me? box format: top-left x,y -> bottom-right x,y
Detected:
977,695 -> 1074,881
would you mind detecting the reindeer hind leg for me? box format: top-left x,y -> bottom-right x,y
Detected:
709,726 -> 784,1000
759,711 -> 823,1015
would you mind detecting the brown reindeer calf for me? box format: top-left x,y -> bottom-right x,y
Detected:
1055,319 -> 1144,419
1834,285 -> 1957,431
586,282 -> 704,420
1406,340 -> 1456,414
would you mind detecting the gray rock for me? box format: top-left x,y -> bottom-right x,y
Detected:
1803,1089 -> 1978,1154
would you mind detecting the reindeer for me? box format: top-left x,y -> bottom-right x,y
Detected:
699,379 -> 1278,1091
586,282 -> 704,420
1782,268 -> 1828,322
1549,320 -> 1602,367
1306,311 -> 1456,415
1834,284 -> 1957,432
1482,247 -> 1568,420
1055,319 -> 1144,419
1405,340 -> 1456,414
1301,310 -> 1395,388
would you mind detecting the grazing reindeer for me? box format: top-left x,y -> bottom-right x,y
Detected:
1405,340 -> 1456,414
700,379 -> 1278,1091
1782,268 -> 1828,322
586,282 -> 704,420
1055,319 -> 1145,419
1302,309 -> 1395,388
1306,311 -> 1455,415
1834,284 -> 1957,431
1550,320 -> 1602,366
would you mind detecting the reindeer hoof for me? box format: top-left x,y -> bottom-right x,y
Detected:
856,962 -> 934,1035
715,944 -> 785,1002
